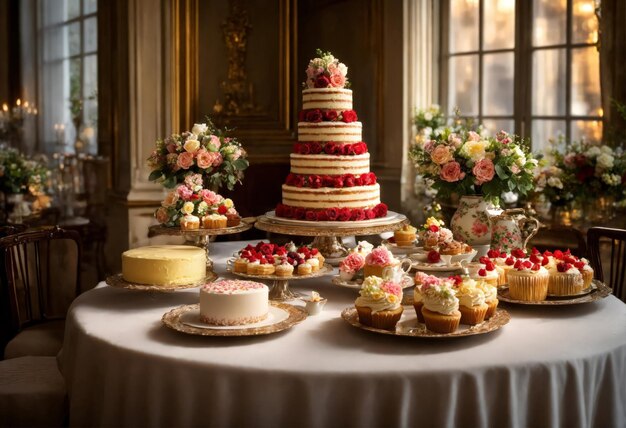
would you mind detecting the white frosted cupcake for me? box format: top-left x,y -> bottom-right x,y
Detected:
307,257 -> 320,272
548,262 -> 584,296
420,279 -> 461,333
476,281 -> 499,319
355,276 -> 404,330
507,260 -> 549,301
454,278 -> 488,325
467,261 -> 499,286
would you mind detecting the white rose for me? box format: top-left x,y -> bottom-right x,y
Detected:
191,123 -> 208,135
431,103 -> 440,110
585,146 -> 601,158
547,177 -> 563,189
596,153 -> 614,169
424,112 -> 433,121
600,145 -> 613,154
338,63 -> 347,76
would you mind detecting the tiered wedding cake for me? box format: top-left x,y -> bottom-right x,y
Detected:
275,50 -> 387,222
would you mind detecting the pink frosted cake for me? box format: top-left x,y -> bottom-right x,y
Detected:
199,280 -> 269,326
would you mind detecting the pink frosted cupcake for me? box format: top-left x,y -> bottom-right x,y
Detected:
363,246 -> 398,278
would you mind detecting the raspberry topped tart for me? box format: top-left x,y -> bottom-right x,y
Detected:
275,50 -> 387,221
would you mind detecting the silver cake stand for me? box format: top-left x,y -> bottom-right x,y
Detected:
148,217 -> 255,271
254,211 -> 409,260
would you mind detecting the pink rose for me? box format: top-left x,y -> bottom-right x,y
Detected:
330,71 -> 346,88
472,158 -> 495,185
155,207 -> 169,224
563,153 -> 576,168
176,185 -> 193,201
166,143 -> 178,154
468,131 -> 481,141
211,152 -> 223,167
380,281 -> 402,297
177,151 -> 195,169
365,247 -> 393,266
423,140 -> 435,153
209,135 -> 221,150
339,253 -> 365,274
162,191 -> 179,207
440,161 -> 465,182
510,164 -> 521,175
306,65 -> 316,79
430,145 -> 453,165
200,189 -> 221,206
196,149 -> 212,169
231,148 -> 242,161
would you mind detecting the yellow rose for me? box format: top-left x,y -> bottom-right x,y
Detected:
462,140 -> 487,161
386,294 -> 399,304
181,201 -> 194,214
223,198 -> 234,208
183,139 -> 200,153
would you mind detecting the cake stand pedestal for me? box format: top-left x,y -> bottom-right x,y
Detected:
227,263 -> 334,301
148,218 -> 255,271
254,211 -> 409,260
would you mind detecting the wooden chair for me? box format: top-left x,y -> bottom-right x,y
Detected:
0,227 -> 82,359
527,226 -> 588,259
587,227 -> 626,302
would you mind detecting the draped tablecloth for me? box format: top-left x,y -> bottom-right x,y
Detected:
60,240 -> 626,428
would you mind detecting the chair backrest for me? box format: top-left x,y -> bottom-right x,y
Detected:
527,226 -> 588,259
0,227 -> 82,334
0,224 -> 28,238
587,227 -> 626,301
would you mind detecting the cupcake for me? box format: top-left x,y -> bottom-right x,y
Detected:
507,259 -> 549,301
256,261 -> 276,276
575,258 -> 594,288
420,279 -> 461,334
454,278 -> 488,325
225,211 -> 241,227
548,262 -> 584,296
364,246 -> 398,278
180,214 -> 200,230
233,257 -> 248,273
413,272 -> 442,323
339,252 -> 365,281
307,257 -> 320,272
394,225 -> 417,247
275,262 -> 294,277
246,259 -> 260,275
297,263 -> 312,275
202,214 -> 228,229
476,281 -> 499,319
355,276 -> 404,330
468,259 -> 499,286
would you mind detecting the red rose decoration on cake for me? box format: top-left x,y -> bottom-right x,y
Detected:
333,176 -> 344,188
344,174 -> 356,187
373,203 -> 388,218
309,142 -> 323,154
351,208 -> 366,221
326,207 -> 339,221
338,208 -> 351,221
315,75 -> 331,88
342,110 -> 358,122
294,207 -> 306,220
305,211 -> 317,221
365,209 -> 376,219
316,211 -> 328,221
309,175 -> 322,188
323,110 -> 338,121
306,109 -> 323,123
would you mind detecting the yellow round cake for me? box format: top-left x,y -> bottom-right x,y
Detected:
122,245 -> 206,286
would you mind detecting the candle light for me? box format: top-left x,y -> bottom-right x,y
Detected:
16,99 -> 21,106
2,103 -> 7,112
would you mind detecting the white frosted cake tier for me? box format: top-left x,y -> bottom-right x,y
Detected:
297,122 -> 362,142
289,153 -> 370,175
122,245 -> 206,286
282,183 -> 380,209
302,88 -> 353,111
199,280 -> 269,326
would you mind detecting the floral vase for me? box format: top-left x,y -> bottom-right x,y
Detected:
450,195 -> 493,246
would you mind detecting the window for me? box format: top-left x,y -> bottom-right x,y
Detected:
39,0 -> 97,153
440,0 -> 601,151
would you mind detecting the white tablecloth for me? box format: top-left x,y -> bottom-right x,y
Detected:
60,240 -> 626,428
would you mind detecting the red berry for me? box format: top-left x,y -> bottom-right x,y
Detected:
531,247 -> 540,254
574,261 -> 585,269
487,249 -> 500,258
529,254 -> 541,264
514,260 -> 523,269
506,257 -> 515,266
479,256 -> 490,264
554,250 -> 564,259
485,261 -> 496,271
541,257 -> 549,266
478,268 -> 487,276
523,260 -> 532,269
543,250 -> 553,257
512,248 -> 526,258
531,263 -> 540,271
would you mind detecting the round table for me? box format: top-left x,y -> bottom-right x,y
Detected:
60,240 -> 626,428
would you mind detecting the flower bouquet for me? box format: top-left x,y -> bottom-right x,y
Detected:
147,120 -> 248,191
154,173 -> 239,227
304,49 -> 350,89
0,148 -> 48,195
410,130 -> 537,205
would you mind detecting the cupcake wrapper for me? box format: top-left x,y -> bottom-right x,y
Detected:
356,305 -> 403,330
485,299 -> 498,319
581,270 -> 594,288
459,304 -> 488,325
548,274 -> 584,296
508,274 -> 548,301
413,302 -> 425,323
421,308 -> 461,334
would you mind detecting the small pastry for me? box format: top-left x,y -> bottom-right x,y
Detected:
233,257 -> 248,273
439,240 -> 463,255
355,277 -> 404,330
226,212 -> 241,227
297,263 -> 312,275
202,214 -> 228,229
256,263 -> 276,276
180,214 -> 200,230
394,225 -> 417,247
307,257 -> 320,272
246,260 -> 260,275
275,263 -> 294,277
363,246 -> 398,278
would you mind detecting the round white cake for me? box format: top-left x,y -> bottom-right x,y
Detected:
122,245 -> 206,286
199,280 -> 269,326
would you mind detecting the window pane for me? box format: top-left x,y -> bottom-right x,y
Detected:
571,47 -> 601,116
68,22 -> 81,56
573,0 -> 598,44
67,0 -> 81,19
83,54 -> 97,99
484,0 -> 515,50
482,119 -> 514,136
84,17 -> 97,53
571,120 -> 602,143
84,0 -> 98,14
483,52 -> 514,115
448,55 -> 479,116
43,26 -> 66,61
533,0 -> 566,46
532,119 -> 566,152
533,49 -> 566,115
449,0 -> 479,53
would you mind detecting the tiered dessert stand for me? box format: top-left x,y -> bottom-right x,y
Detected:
148,217 -> 255,272
255,211 -> 410,261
